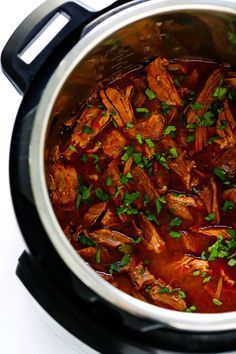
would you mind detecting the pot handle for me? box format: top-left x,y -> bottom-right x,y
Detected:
1,0 -> 129,95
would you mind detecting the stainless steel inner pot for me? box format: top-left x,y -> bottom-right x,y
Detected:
30,0 -> 236,332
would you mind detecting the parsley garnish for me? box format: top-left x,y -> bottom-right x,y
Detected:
213,167 -> 226,181
69,145 -> 77,152
163,125 -> 176,136
222,200 -> 234,212
186,305 -> 197,312
190,102 -> 204,111
169,231 -> 181,239
186,135 -> 195,143
78,233 -> 96,247
204,212 -> 215,221
161,101 -> 173,115
145,88 -> 156,100
169,217 -> 182,227
136,133 -> 143,145
123,192 -> 140,205
95,188 -> 110,201
95,245 -> 101,264
212,298 -> 222,306
82,125 -> 93,134
136,107 -> 149,113
106,176 -> 112,186
145,138 -> 154,148
126,122 -> 134,129
213,87 -> 228,101
169,147 -> 178,158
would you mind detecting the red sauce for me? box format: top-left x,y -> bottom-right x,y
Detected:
48,58 -> 236,313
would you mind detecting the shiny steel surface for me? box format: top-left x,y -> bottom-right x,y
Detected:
30,0 -> 236,332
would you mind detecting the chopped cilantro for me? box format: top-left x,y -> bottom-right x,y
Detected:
144,209 -> 159,224
190,102 -> 204,111
169,231 -> 181,239
69,145 -> 77,152
145,88 -> 156,100
136,107 -> 149,113
117,205 -> 138,215
120,254 -> 131,267
145,138 -> 154,148
86,102 -> 93,108
204,212 -> 215,221
126,122 -> 134,129
161,101 -> 173,115
120,172 -> 133,184
78,233 -> 96,247
109,263 -> 121,273
212,298 -> 222,306
222,200 -> 234,212
163,125 -> 176,136
133,236 -> 142,244
123,192 -> 140,206
136,133 -> 143,145
95,245 -> 101,264
193,270 -> 200,276
76,182 -> 91,209
207,136 -> 219,144
186,123 -> 197,129
158,287 -> 171,294
213,167 -> 226,181
186,135 -> 195,143
228,31 -> 236,45
155,198 -> 162,215
111,108 -> 117,116
82,125 -> 93,134
228,258 -> 236,267
213,87 -> 228,101
144,194 -> 150,206
217,119 -> 228,130
169,217 -> 182,227
80,153 -> 88,162
98,104 -> 104,109
169,147 -> 178,158
203,276 -> 211,284
90,153 -> 99,164
106,176 -> 112,186
95,188 -> 110,201
154,152 -> 169,169
186,305 -> 197,313
115,186 -> 123,198
121,145 -> 135,162
133,152 -> 142,165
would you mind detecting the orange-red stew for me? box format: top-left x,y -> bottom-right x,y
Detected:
49,57 -> 236,313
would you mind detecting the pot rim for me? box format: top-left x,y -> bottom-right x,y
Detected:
29,0 -> 236,332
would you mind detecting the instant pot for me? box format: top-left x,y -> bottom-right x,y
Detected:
2,0 -> 236,352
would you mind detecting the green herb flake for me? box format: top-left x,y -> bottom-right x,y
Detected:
193,270 -> 200,276
228,31 -> 236,46
78,233 -> 96,247
126,122 -> 134,129
90,153 -> 99,164
95,245 -> 101,264
212,298 -> 222,306
169,231 -> 181,239
155,198 -> 162,215
123,192 -> 140,206
222,200 -> 234,212
207,136 -> 219,144
121,145 -> 135,162
144,194 -> 150,206
203,276 -> 212,284
213,87 -> 228,101
169,147 -> 178,158
169,217 -> 182,227
145,138 -> 154,148
106,176 -> 112,186
163,125 -> 176,136
109,263 -> 121,273
133,152 -> 142,165
136,107 -> 149,113
228,258 -> 236,267
186,305 -> 197,313
82,125 -> 93,134
144,209 -> 159,224
161,101 -> 173,115
118,244 -> 132,254
145,88 -> 156,100
204,212 -> 215,221
158,287 -> 171,294
136,133 -> 143,145
154,152 -> 169,169
190,102 -> 204,111
213,167 -> 226,181
120,254 -> 131,267
186,135 -> 195,143
80,153 -> 88,162
95,188 -> 110,201
186,123 -> 197,129
69,145 -> 77,152
133,236 -> 143,244
178,290 -> 186,299
86,103 -> 93,108
111,108 -> 117,116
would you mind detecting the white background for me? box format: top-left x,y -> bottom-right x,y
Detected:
0,1 -> 114,353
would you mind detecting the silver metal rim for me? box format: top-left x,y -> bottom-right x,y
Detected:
29,0 -> 236,332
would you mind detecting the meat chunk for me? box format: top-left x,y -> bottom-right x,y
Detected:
166,193 -> 202,222
126,113 -> 165,140
161,136 -> 201,190
101,209 -> 120,227
148,278 -> 187,311
129,260 -> 155,290
132,166 -> 160,200
199,177 -> 220,224
100,86 -> 134,127
145,57 -> 182,106
49,164 -> 78,205
213,145 -> 236,178
83,202 -> 107,227
139,214 -> 165,254
192,227 -> 231,240
167,255 -> 210,277
223,188 -> 236,203
186,68 -> 223,152
101,130 -> 127,158
104,160 -> 123,199
62,106 -> 109,158
215,100 -> 236,149
89,229 -> 133,248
